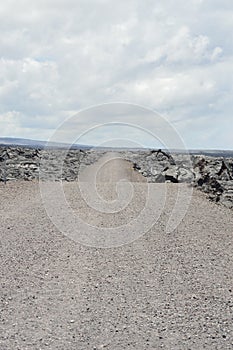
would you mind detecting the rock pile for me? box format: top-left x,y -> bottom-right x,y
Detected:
123,149 -> 194,183
0,146 -> 233,209
0,148 -> 41,181
0,147 -> 103,181
192,156 -> 233,209
126,150 -> 233,209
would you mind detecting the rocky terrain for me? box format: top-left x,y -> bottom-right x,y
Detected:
0,146 -> 233,209
1,150 -> 233,349
1,161 -> 233,349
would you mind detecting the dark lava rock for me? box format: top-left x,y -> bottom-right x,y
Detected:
1,146 -> 233,210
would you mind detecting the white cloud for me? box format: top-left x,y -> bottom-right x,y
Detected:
0,0 -> 232,149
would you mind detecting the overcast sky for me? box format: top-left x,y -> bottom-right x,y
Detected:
0,0 -> 232,149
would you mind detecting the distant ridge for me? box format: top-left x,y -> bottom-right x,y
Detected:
0,137 -> 91,150
169,149 -> 233,158
0,137 -> 232,157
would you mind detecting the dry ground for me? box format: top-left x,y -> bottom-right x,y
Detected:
1,154 -> 233,349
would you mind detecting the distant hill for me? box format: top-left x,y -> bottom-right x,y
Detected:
0,137 -> 232,157
175,149 -> 233,158
168,149 -> 233,158
0,137 -> 91,149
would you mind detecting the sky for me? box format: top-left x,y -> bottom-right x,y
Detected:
0,0 -> 232,149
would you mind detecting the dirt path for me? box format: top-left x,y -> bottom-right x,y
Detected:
1,153 -> 233,349
79,152 -> 146,182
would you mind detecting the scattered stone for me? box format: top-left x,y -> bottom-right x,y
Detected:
1,146 -> 233,209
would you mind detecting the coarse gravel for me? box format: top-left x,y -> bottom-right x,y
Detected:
1,154 -> 233,350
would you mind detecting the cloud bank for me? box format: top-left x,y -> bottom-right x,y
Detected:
0,0 -> 232,149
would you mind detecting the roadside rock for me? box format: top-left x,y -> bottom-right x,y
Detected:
218,181 -> 233,209
0,146 -> 233,210
192,156 -> 233,208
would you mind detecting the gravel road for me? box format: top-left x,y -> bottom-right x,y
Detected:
1,153 -> 233,349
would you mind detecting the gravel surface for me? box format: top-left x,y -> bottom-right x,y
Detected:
1,154 -> 233,349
